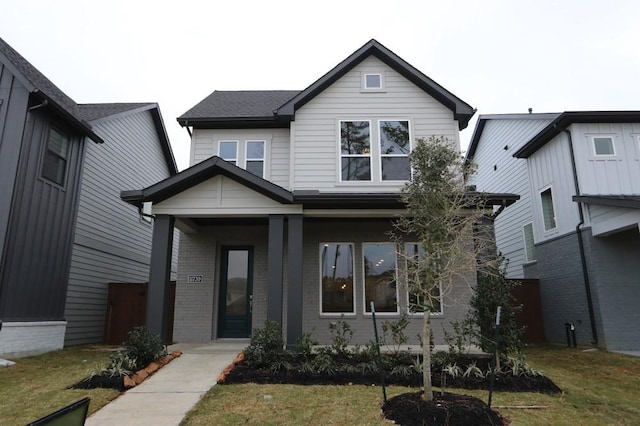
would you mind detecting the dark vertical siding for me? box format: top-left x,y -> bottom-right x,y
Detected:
0,63 -> 30,271
0,108 -> 85,320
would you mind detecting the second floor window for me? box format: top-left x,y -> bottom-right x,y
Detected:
340,121 -> 371,181
219,141 -> 238,165
246,140 -> 265,178
41,127 -> 70,186
380,120 -> 410,181
540,187 -> 557,231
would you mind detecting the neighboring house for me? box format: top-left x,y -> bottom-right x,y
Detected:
64,103 -> 179,346
0,37 -> 179,356
468,111 -> 640,351
122,39 -> 516,348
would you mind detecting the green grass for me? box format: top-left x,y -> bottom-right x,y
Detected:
0,346 -> 121,426
181,345 -> 640,426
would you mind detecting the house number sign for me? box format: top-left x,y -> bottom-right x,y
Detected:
188,275 -> 203,283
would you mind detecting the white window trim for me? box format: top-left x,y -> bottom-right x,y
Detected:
590,135 -> 616,157
377,119 -> 412,182
338,120 -> 372,183
522,222 -> 536,263
362,72 -> 384,91
319,242 -> 357,317
218,140 -> 238,164
245,140 -> 266,178
404,242 -> 443,317
140,201 -> 153,225
540,186 -> 558,232
362,242 -> 400,316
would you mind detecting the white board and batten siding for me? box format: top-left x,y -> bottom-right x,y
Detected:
469,117 -> 556,278
527,132 -> 581,242
153,175 -> 302,216
292,56 -> 460,193
191,128 -> 291,189
65,109 -> 178,345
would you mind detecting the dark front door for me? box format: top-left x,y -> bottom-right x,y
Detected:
218,247 -> 253,338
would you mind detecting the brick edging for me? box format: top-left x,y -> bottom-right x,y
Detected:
123,350 -> 183,389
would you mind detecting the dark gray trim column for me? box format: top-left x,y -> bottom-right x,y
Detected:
146,214 -> 175,343
286,215 -> 303,349
267,215 -> 284,324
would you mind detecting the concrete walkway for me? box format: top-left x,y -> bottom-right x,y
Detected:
85,342 -> 245,426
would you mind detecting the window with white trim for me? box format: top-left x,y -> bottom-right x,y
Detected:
340,121 -> 371,181
379,120 -> 411,180
41,127 -> 70,186
218,141 -> 238,165
320,243 -> 355,314
141,201 -> 153,224
592,136 -> 615,156
363,243 -> 398,313
364,73 -> 382,89
245,140 -> 265,178
540,187 -> 557,231
523,223 -> 536,262
405,243 -> 442,315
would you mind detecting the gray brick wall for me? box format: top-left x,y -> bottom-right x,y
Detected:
535,231 -> 598,346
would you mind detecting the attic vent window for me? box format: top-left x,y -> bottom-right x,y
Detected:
363,73 -> 383,90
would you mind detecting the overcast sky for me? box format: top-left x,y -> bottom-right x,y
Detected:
2,0 -> 639,170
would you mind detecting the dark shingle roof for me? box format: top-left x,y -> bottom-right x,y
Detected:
0,37 -> 102,143
77,103 -> 154,122
179,90 -> 299,121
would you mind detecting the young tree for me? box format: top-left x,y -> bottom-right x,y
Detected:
393,136 -> 490,401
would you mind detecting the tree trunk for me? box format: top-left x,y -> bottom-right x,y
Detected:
422,312 -> 433,400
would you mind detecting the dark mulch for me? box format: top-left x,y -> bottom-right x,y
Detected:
223,361 -> 562,394
71,375 -> 126,391
382,391 -> 506,426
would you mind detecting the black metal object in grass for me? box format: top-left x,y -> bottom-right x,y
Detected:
370,301 -> 387,402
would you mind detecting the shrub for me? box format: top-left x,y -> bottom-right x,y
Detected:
244,320 -> 286,368
89,352 -> 137,378
125,326 -> 167,368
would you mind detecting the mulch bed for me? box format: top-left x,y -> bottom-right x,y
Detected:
382,391 -> 506,426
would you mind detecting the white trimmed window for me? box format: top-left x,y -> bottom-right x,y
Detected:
363,243 -> 399,314
592,136 -> 615,156
41,127 -> 70,186
218,141 -> 238,165
540,187 -> 557,231
141,202 -> 153,224
523,223 -> 536,262
320,243 -> 355,314
340,121 -> 371,181
245,140 -> 265,178
379,120 -> 411,181
363,73 -> 383,90
405,243 -> 442,315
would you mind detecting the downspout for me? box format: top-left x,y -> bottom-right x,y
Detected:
564,129 -> 598,345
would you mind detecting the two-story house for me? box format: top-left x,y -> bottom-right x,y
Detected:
122,39 -> 516,348
468,111 -> 640,352
0,37 -> 178,357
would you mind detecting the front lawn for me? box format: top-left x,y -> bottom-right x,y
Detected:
181,345 -> 640,426
0,346 -> 120,425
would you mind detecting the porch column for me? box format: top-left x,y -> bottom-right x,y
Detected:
146,214 -> 175,343
286,215 -> 303,349
267,215 -> 285,324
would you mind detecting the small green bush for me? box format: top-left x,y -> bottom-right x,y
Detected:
244,320 -> 286,368
125,326 -> 167,368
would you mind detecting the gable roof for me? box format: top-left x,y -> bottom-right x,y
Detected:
466,112 -> 561,160
78,103 -> 178,175
121,156 -> 294,208
177,39 -> 475,130
514,111 -> 640,158
276,39 -> 475,130
0,37 -> 103,143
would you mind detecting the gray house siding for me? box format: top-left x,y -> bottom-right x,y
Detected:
0,109 -> 85,321
0,62 -> 30,271
64,108 -> 177,345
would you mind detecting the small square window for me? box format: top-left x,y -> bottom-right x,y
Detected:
593,136 -> 615,156
364,73 -> 382,89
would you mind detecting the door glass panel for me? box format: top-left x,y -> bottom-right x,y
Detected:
225,250 -> 248,315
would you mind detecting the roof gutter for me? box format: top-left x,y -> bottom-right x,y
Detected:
565,129 -> 598,345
